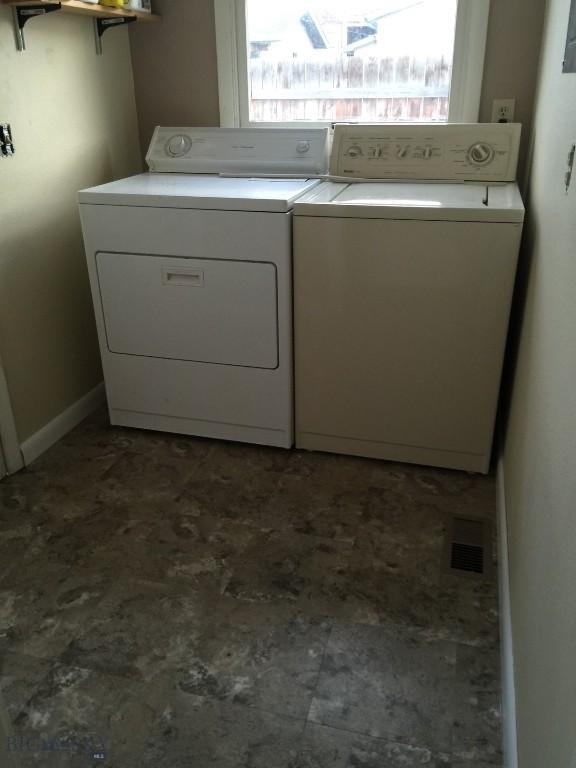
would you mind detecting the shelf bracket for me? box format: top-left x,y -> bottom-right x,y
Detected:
94,15 -> 137,55
12,3 -> 62,51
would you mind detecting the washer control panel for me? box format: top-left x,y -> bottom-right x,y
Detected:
147,127 -> 329,175
330,123 -> 522,181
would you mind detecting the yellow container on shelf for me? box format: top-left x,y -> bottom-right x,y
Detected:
100,0 -> 129,8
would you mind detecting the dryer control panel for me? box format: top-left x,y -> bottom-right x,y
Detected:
330,123 -> 521,182
147,127 -> 329,176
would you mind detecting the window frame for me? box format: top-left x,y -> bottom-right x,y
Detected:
215,0 -> 491,128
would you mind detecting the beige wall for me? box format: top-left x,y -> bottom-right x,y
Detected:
130,0 -> 545,178
130,0 -> 220,154
503,0 -> 576,765
0,9 -> 142,442
479,0 -> 547,184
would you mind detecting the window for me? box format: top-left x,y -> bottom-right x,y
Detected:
215,0 -> 491,126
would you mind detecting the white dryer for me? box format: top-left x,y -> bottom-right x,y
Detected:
79,127 -> 328,448
293,124 -> 525,473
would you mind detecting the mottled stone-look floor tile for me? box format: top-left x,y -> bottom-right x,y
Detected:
20,501 -> 134,573
58,579 -> 214,683
251,453 -> 442,545
19,431 -> 124,504
0,566 -> 111,660
258,457 -> 374,544
0,411 -> 502,765
200,439 -> 292,479
225,530 -> 489,644
222,529 -> 355,607
0,652 -> 53,720
89,448 -> 201,508
451,644 -> 502,764
300,564 -> 450,636
177,475 -> 279,532
436,571 -> 500,649
0,507 -> 39,586
294,722 -> 451,767
62,575 -> 330,720
81,510 -> 262,589
176,440 -> 291,528
451,763 -> 502,768
309,623 -> 458,753
123,688 -> 305,768
10,663 -> 158,767
174,598 -> 332,719
404,467 -> 496,511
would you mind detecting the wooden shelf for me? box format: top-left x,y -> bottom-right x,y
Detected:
3,0 -> 160,23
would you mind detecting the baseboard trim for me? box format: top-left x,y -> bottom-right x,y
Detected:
21,383 -> 105,466
0,359 -> 24,475
497,455 -> 519,768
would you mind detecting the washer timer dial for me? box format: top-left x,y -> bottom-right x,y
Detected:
467,142 -> 495,166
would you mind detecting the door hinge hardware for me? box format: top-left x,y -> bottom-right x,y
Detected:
0,124 -> 15,159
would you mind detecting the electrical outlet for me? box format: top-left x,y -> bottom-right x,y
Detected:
492,98 -> 516,123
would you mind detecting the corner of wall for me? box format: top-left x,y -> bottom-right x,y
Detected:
497,452 -> 519,768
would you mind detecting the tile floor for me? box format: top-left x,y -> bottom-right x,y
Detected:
0,410 -> 501,767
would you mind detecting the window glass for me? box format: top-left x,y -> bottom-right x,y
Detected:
246,0 -> 458,123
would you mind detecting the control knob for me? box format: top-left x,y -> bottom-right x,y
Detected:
166,134 -> 192,158
347,144 -> 363,158
467,142 -> 495,166
296,140 -> 311,154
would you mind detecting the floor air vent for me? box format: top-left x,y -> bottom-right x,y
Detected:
446,515 -> 491,577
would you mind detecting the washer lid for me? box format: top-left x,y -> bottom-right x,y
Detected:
293,182 -> 525,222
78,173 -> 321,212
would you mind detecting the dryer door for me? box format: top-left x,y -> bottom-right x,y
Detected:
96,253 -> 278,369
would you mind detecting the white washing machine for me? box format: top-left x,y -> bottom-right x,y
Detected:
293,124 -> 525,473
79,127 -> 328,448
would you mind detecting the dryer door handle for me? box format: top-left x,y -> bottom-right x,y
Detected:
162,266 -> 205,288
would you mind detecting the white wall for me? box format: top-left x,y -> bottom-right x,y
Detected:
503,0 -> 576,765
0,8 -> 142,443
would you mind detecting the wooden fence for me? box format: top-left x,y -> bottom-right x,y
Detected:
249,55 -> 451,122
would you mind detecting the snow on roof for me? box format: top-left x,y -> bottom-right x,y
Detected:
248,0 -> 424,43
